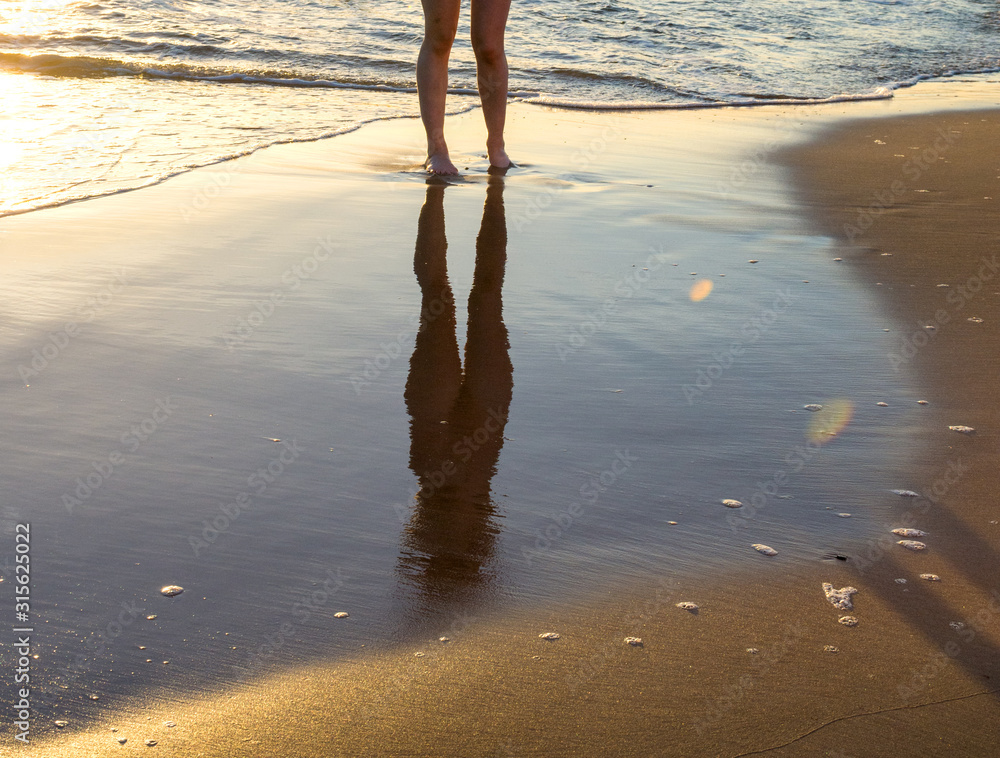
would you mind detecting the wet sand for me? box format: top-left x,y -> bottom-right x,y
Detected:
7,83 -> 1000,755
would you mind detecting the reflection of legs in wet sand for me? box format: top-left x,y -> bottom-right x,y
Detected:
400,178 -> 512,607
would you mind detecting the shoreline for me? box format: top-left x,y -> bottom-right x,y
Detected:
6,80 -> 1000,755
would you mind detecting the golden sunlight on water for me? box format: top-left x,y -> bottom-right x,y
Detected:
1,0 -> 74,37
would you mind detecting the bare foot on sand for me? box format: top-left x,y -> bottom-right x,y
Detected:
488,143 -> 513,170
425,149 -> 459,175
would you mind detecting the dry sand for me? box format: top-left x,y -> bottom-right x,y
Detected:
13,87 -> 1000,756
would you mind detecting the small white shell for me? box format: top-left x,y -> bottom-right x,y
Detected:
803,404 -> 823,412
891,489 -> 920,497
623,637 -> 643,647
949,425 -> 975,434
334,611 -> 349,618
897,540 -> 927,551
722,499 -> 743,508
891,528 -> 928,538
538,632 -> 561,641
919,573 -> 941,581
823,645 -> 840,653
838,616 -> 859,627
160,585 -> 184,597
751,544 -> 778,556
676,601 -> 699,611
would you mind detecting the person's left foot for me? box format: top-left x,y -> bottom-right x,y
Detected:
487,145 -> 513,170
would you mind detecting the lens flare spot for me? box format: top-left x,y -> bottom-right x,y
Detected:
807,398 -> 853,444
690,279 -> 713,302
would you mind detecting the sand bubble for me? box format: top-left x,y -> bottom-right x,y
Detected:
822,583 -> 857,611
891,528 -> 927,538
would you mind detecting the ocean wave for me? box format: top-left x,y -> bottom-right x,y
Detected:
517,63 -> 1000,110
5,51 -> 995,113
516,88 -> 896,110
0,50 -> 435,91
0,101 -> 479,220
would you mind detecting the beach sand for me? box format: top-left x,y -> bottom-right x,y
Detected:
6,82 -> 1000,755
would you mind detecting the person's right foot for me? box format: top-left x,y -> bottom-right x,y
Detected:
425,150 -> 459,175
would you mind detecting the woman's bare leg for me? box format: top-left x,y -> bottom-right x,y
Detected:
471,0 -> 512,168
418,0 -> 462,174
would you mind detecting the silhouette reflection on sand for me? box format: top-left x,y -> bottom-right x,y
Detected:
396,177 -> 513,617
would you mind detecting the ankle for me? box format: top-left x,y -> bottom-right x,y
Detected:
427,137 -> 449,157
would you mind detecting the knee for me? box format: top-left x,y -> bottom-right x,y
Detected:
422,29 -> 457,58
472,36 -> 505,68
